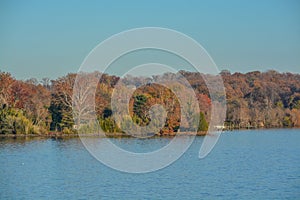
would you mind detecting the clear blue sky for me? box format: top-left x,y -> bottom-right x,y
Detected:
0,0 -> 299,79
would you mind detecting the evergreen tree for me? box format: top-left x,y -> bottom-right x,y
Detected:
198,112 -> 208,131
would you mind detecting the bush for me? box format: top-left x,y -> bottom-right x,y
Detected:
62,127 -> 75,134
100,117 -> 121,133
0,106 -> 42,135
1,108 -> 34,134
283,116 -> 292,127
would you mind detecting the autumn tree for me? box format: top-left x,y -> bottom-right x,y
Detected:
49,73 -> 76,132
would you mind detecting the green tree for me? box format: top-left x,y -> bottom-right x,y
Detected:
0,105 -> 39,135
198,112 -> 208,131
133,94 -> 149,126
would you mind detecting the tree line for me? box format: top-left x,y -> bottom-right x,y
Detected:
0,70 -> 299,136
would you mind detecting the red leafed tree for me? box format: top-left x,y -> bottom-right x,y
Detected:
0,72 -> 15,106
197,93 -> 211,114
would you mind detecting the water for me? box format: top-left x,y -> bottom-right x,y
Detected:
0,129 -> 299,199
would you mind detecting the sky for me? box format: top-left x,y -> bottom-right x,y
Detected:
0,0 -> 300,80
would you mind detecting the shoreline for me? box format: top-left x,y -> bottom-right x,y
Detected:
0,127 -> 299,139
0,131 -> 207,139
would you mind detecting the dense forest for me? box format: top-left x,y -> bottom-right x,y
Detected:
0,70 -> 300,136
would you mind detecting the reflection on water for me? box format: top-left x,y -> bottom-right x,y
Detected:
0,129 -> 299,199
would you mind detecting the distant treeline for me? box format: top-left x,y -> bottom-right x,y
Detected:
0,70 -> 300,135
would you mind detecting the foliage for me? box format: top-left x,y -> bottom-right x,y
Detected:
0,105 -> 43,134
198,112 -> 208,131
99,117 -> 121,133
1,69 -> 300,136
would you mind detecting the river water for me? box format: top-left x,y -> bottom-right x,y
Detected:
0,129 -> 299,199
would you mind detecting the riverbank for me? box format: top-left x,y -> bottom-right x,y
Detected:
1,127 -> 299,139
0,131 -> 208,139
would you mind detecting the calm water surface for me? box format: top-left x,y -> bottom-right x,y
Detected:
0,129 -> 299,199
